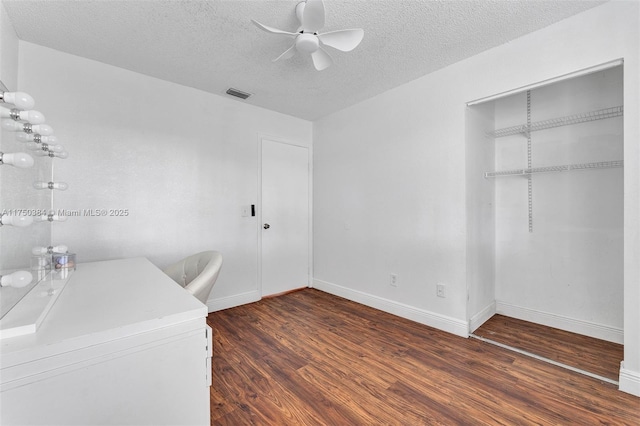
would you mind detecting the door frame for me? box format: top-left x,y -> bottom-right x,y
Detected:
257,134 -> 313,298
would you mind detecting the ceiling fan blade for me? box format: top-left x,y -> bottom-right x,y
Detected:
311,47 -> 332,71
302,0 -> 325,33
273,44 -> 297,62
318,28 -> 364,52
251,19 -> 297,37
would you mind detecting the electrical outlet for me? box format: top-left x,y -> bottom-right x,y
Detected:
390,274 -> 398,287
436,283 -> 446,298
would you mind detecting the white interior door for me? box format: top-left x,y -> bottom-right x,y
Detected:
261,139 -> 310,297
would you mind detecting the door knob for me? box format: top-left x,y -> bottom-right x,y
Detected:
263,223 -> 270,229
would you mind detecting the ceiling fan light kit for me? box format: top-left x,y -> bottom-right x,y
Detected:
251,0 -> 364,71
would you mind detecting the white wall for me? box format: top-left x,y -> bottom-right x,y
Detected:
465,102 -> 495,332
17,42 -> 312,309
313,1 -> 639,395
0,0 -> 18,89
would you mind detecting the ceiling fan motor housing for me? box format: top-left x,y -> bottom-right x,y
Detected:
296,33 -> 319,53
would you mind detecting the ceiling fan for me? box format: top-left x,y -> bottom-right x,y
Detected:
251,0 -> 364,71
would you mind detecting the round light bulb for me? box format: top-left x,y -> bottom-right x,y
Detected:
1,119 -> 23,131
0,270 -> 34,288
1,92 -> 35,110
0,120 -> 53,135
30,124 -> 54,135
19,110 -> 46,124
46,210 -> 67,222
35,214 -> 49,222
15,132 -> 34,142
16,133 -> 58,144
50,214 -> 67,222
33,181 -> 68,190
52,245 -> 69,253
26,142 -> 47,151
45,144 -> 65,153
32,246 -> 48,255
31,245 -> 69,255
1,213 -> 34,227
0,107 -> 46,124
26,142 -> 65,153
53,151 -> 69,159
1,152 -> 35,168
51,182 -> 68,190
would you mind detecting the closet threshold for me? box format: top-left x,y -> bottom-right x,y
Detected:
470,333 -> 619,386
484,160 -> 623,178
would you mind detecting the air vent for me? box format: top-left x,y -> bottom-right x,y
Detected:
226,88 -> 252,100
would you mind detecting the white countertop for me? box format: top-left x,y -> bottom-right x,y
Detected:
0,257 -> 207,368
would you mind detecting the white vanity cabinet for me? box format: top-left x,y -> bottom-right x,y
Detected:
0,257 -> 212,425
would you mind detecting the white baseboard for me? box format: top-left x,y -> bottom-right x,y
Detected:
496,300 -> 623,344
312,279 -> 468,338
469,301 -> 496,333
619,362 -> 640,397
206,290 -> 261,313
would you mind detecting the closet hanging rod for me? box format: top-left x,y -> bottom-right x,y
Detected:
484,160 -> 623,178
487,106 -> 623,138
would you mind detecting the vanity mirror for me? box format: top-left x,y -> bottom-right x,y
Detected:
0,79 -> 68,320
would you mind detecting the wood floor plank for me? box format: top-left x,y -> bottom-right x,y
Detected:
213,310 -> 363,425
208,289 -> 640,425
473,314 -> 623,381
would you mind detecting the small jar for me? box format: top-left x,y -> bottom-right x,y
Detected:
52,253 -> 76,271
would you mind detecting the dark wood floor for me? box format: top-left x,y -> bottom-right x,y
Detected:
207,289 -> 639,425
473,314 -> 624,382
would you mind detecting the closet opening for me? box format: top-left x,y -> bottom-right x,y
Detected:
466,60 -> 624,384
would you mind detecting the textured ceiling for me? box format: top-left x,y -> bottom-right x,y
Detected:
2,0 -> 604,121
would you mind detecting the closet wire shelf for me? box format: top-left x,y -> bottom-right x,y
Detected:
485,160 -> 623,178
487,106 -> 623,138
